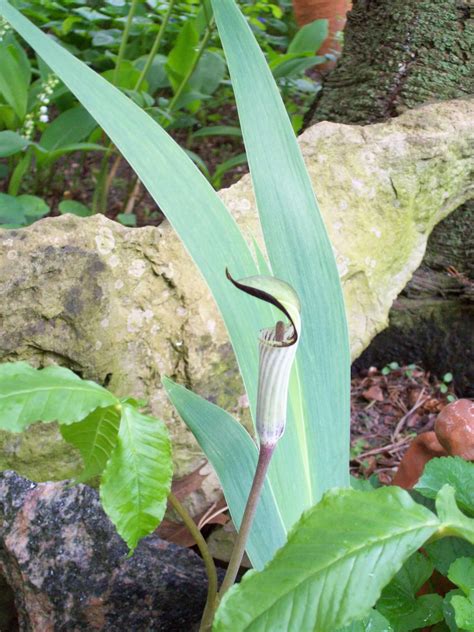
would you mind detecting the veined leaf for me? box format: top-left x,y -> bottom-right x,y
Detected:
448,558 -> 474,631
162,377 -> 286,569
416,457 -> 474,516
377,552 -> 444,631
0,362 -> 118,432
60,405 -> 121,482
100,403 -> 173,551
435,485 -> 474,544
213,487 -> 439,632
337,610 -> 393,632
211,0 -> 350,518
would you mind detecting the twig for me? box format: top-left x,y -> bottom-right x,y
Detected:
392,389 -> 428,440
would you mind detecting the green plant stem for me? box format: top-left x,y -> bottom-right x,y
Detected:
218,443 -> 275,599
167,491 -> 218,632
166,20 -> 214,114
135,0 -> 176,92
113,0 -> 140,86
99,0 -> 176,212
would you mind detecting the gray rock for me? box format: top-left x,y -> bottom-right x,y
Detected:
0,471 -> 213,631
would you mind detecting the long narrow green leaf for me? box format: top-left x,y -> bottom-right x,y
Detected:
211,0 -> 351,505
100,403 -> 173,551
214,488 -> 440,632
0,362 -> 118,431
162,378 -> 286,569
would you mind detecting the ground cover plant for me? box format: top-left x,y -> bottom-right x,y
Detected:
0,1 -> 472,631
0,0 -> 328,225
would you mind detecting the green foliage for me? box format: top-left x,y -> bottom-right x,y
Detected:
60,405 -> 121,482
0,0 -> 328,220
1,0 -> 348,570
0,362 -> 173,552
447,558 -> 474,631
416,457 -> 474,517
376,552 -> 444,630
213,487 -> 439,632
0,362 -> 117,431
100,404 -> 172,550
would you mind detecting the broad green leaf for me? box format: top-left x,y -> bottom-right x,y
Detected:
134,53 -> 169,92
0,129 -> 29,156
213,487 -> 439,632
58,200 -> 93,217
17,194 -> 49,219
189,50 -> 225,96
288,18 -> 328,55
60,405 -> 121,482
38,106 -> 97,153
162,377 -> 286,569
338,610 -> 394,632
416,457 -> 474,516
451,594 -> 474,631
102,60 -> 147,91
448,557 -> 474,599
436,485 -> 474,544
0,41 -> 31,119
211,0 -> 350,517
425,537 -> 474,576
0,191 -> 25,224
377,552 -> 444,631
0,362 -> 118,431
100,403 -> 172,551
165,19 -> 199,93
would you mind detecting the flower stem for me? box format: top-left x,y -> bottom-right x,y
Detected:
218,443 -> 275,599
166,20 -> 214,114
167,491 -> 218,632
135,0 -> 176,92
113,0 -> 139,86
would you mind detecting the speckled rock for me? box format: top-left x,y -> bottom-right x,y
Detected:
0,471 -> 212,631
0,99 -> 472,495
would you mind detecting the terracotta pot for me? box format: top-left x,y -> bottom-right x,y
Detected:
292,0 -> 351,62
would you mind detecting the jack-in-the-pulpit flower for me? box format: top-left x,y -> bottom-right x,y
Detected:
226,270 -> 301,448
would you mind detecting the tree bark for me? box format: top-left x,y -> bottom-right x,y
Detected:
306,0 -> 473,126
305,0 -> 473,395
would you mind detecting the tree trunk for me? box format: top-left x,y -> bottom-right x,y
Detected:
306,0 -> 473,125
306,0 -> 473,395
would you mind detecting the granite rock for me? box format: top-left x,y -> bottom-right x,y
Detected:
0,471 -> 212,631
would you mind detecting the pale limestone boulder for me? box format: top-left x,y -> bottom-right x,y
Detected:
0,99 -> 472,494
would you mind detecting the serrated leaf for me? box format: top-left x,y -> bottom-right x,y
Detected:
213,487 -> 439,632
436,485 -> 474,544
377,553 -> 443,631
60,405 -> 120,482
100,403 -> 172,551
0,362 -> 118,431
416,457 -> 474,516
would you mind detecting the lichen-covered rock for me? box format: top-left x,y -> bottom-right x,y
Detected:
0,471 -> 213,631
0,99 -> 472,493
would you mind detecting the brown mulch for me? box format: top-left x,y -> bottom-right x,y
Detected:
162,362 -> 456,548
350,363 -> 454,484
